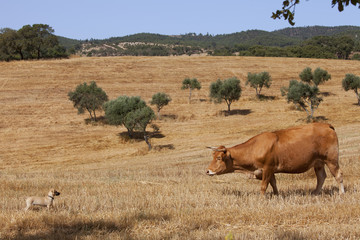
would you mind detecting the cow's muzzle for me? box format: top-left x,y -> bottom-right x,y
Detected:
206,170 -> 216,176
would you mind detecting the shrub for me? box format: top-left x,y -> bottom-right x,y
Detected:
68,81 -> 108,121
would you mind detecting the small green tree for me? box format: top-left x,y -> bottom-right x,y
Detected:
246,71 -> 272,98
281,80 -> 322,121
68,81 -> 108,121
299,67 -> 331,86
181,78 -> 201,103
209,77 -> 242,112
150,92 -> 171,118
103,96 -> 156,150
342,73 -> 360,106
124,106 -> 156,150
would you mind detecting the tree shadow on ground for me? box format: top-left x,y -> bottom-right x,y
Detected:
159,114 -> 178,120
320,91 -> 336,97
84,116 -> 107,125
222,109 -> 252,116
118,131 -> 165,142
257,94 -> 277,101
153,144 -> 175,151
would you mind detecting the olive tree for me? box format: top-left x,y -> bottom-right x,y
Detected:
181,78 -> 201,103
103,96 -> 156,150
299,67 -> 331,86
68,81 -> 108,121
342,73 -> 360,105
246,71 -> 272,98
209,77 -> 242,112
281,67 -> 331,121
281,80 -> 322,121
150,92 -> 171,118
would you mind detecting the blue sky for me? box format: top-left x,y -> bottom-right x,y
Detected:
1,0 -> 359,40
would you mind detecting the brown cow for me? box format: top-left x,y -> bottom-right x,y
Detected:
206,123 -> 344,195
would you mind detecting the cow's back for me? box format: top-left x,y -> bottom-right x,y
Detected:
272,123 -> 338,173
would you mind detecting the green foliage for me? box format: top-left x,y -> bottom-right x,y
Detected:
103,96 -> 155,137
282,66 -> 329,120
352,53 -> 360,60
300,35 -> 355,59
281,80 -> 322,121
271,0 -> 300,26
0,28 -> 19,61
342,73 -> 360,105
181,78 -> 201,90
68,81 -> 108,121
181,78 -> 201,103
0,24 -> 68,61
246,72 -> 272,97
150,92 -> 171,118
272,0 -> 360,26
299,67 -> 331,86
124,106 -> 156,133
209,77 -> 242,112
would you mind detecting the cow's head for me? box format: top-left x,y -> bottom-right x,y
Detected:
206,146 -> 233,176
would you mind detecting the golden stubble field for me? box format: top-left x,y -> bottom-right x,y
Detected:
0,56 -> 360,239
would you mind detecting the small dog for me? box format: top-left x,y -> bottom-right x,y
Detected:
24,189 -> 60,211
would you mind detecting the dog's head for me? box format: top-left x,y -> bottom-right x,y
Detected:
48,189 -> 61,197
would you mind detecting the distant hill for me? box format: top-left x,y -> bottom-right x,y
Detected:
57,26 -> 360,57
57,36 -> 81,50
274,25 -> 360,40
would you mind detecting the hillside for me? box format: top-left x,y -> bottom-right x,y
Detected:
1,56 -> 360,239
275,25 -> 360,40
60,25 -> 360,57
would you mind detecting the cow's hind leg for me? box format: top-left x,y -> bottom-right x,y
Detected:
324,147 -> 345,194
312,164 -> 326,195
326,162 -> 345,194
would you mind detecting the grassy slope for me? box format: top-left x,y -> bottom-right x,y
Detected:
0,56 -> 360,239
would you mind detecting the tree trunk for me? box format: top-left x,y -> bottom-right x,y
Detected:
87,109 -> 94,121
144,134 -> 152,151
301,105 -> 311,122
19,49 -> 24,60
127,129 -> 133,138
37,47 -> 41,59
309,103 -> 314,122
189,88 -> 192,104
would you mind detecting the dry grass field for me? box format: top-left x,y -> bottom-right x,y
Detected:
0,56 -> 360,239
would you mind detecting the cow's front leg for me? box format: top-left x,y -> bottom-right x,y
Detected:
260,168 -> 274,195
270,174 -> 279,195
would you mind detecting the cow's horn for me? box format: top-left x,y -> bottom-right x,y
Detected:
206,147 -> 226,152
206,146 -> 217,150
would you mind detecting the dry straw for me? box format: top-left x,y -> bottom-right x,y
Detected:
0,56 -> 360,239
